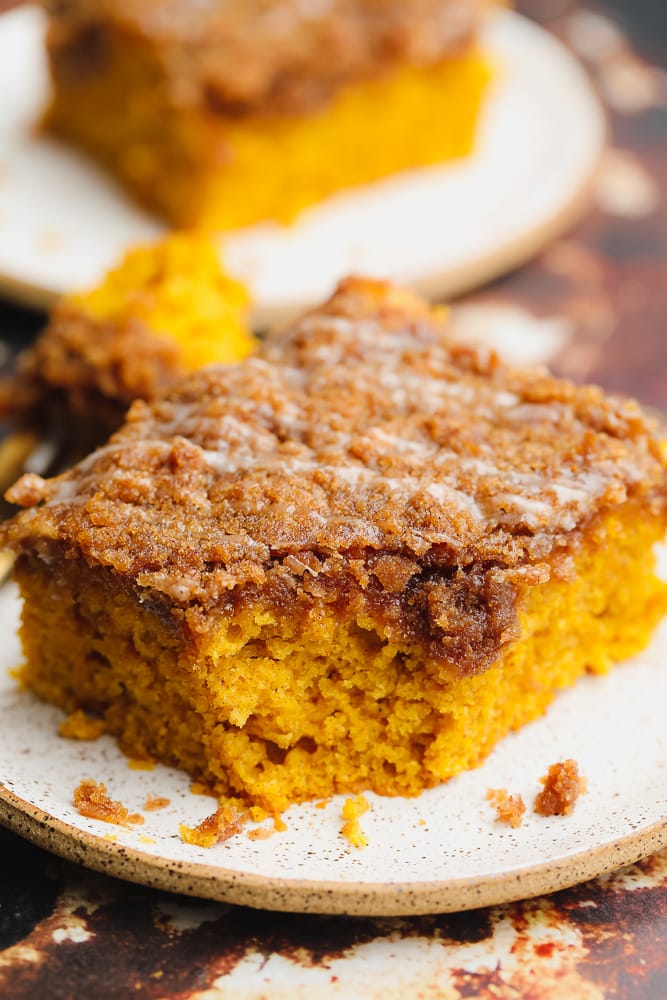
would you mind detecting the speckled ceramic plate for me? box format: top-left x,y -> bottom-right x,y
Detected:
0,6 -> 605,324
1,580 -> 666,917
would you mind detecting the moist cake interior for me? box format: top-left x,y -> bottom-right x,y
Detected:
13,504 -> 667,813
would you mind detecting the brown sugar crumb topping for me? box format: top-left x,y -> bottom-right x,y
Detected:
144,795 -> 170,811
180,801 -> 248,848
45,0 -> 482,116
58,710 -> 106,741
4,277 -> 667,677
73,779 -> 144,826
534,759 -> 587,817
486,788 -> 526,828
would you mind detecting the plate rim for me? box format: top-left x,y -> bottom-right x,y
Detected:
249,164 -> 603,328
1,776 -> 665,916
0,158 -> 600,324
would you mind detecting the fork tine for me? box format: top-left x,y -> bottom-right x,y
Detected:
0,429 -> 63,585
0,549 -> 14,585
0,429 -> 41,496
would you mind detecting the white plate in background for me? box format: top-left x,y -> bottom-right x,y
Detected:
0,7 -> 605,324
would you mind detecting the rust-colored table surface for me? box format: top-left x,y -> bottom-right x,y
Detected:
1,2 -> 666,997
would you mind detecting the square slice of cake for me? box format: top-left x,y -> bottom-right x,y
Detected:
3,278 -> 667,814
41,0 -> 492,227
0,234 -> 254,454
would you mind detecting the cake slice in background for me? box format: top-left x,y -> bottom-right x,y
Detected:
41,0 -> 492,227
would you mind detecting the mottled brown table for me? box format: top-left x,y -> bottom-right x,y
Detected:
1,2 -> 667,997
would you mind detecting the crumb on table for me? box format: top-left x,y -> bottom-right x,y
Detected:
73,779 -> 144,826
486,788 -> 526,828
534,759 -> 586,816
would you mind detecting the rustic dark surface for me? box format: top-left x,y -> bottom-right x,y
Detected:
0,1 -> 666,997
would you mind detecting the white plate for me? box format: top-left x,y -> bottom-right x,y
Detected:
1,580 -> 666,916
0,7 -> 605,324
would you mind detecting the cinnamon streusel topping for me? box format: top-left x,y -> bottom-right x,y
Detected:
5,278 -> 667,672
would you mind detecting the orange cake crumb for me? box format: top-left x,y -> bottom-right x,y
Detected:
341,795 -> 371,848
73,780 -> 144,826
342,795 -> 370,821
341,819 -> 368,849
486,788 -> 526,828
534,759 -> 586,817
128,758 -> 155,771
58,710 -> 106,741
180,802 -> 248,848
144,795 -> 170,812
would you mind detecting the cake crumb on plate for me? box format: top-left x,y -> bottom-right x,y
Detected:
534,759 -> 586,816
144,795 -> 170,812
73,779 -> 144,826
341,795 -> 371,848
486,788 -> 526,828
180,801 -> 248,848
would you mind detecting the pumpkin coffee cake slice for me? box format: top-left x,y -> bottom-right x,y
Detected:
3,278 -> 667,814
42,0 -> 491,228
